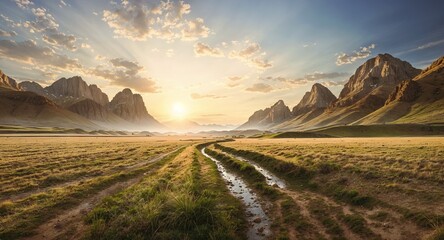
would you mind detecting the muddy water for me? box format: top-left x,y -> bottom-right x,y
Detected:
201,148 -> 271,240
222,151 -> 287,189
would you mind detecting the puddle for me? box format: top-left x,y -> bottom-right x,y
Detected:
202,148 -> 271,240
222,151 -> 286,189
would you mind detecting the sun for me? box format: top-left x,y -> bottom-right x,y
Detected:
171,102 -> 187,119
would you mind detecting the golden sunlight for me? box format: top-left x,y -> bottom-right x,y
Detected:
171,102 -> 187,119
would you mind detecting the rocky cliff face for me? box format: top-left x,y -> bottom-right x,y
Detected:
293,83 -> 337,115
239,100 -> 292,129
0,69 -> 20,90
68,99 -> 110,121
385,80 -> 421,104
45,76 -> 109,106
332,53 -> 420,109
110,88 -> 159,125
19,81 -> 48,96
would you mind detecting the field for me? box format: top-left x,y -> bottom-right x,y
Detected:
1,136 -> 443,239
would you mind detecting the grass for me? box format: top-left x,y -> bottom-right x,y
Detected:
84,146 -> 247,239
0,137 -> 190,239
220,137 -> 444,237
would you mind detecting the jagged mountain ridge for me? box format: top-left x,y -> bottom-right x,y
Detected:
238,100 -> 292,130
2,71 -> 163,131
242,53 -> 444,131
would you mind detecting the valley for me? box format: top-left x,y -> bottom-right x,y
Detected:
1,136 -> 443,239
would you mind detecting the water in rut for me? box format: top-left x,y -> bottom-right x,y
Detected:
221,151 -> 287,189
201,148 -> 271,240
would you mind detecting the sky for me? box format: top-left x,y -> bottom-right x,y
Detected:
1,0 -> 444,125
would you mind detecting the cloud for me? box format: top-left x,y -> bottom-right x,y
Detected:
264,71 -> 349,88
166,49 -> 174,57
15,0 -> 34,9
194,42 -> 224,57
0,39 -> 81,70
23,8 -> 59,33
226,75 -> 247,88
229,41 -> 273,69
0,29 -> 17,37
245,83 -> 273,93
299,72 -> 348,81
88,58 -> 159,93
336,44 -> 376,65
59,0 -> 69,8
181,18 -> 210,41
102,0 -> 210,42
190,93 -> 226,99
195,40 -> 273,70
397,39 -> 444,55
320,80 -> 348,87
43,32 -> 77,51
227,76 -> 244,81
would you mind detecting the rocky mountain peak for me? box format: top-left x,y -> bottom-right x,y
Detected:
45,76 -> 109,106
110,88 -> 159,125
238,100 -> 292,129
0,69 -> 20,90
332,53 -> 421,109
293,83 -> 336,114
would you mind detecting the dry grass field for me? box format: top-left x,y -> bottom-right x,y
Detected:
219,137 -> 444,239
1,136 -> 443,239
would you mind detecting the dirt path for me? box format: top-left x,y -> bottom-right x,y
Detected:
201,147 -> 272,240
20,149 -> 180,240
2,149 -> 179,203
221,148 -> 430,240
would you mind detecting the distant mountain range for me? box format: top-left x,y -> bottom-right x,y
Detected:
238,54 -> 444,131
2,53 -> 443,133
0,74 -> 163,131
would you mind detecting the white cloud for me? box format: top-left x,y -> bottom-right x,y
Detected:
23,8 -> 59,32
0,29 -> 17,37
190,93 -> 226,99
195,40 -> 273,70
336,44 -> 376,65
166,49 -> 174,57
245,83 -> 273,93
0,39 -> 81,70
226,75 -> 247,88
194,42 -> 224,57
102,0 -> 210,42
88,58 -> 159,93
264,71 -> 349,88
43,32 -> 77,51
14,0 -> 34,9
181,18 -> 210,41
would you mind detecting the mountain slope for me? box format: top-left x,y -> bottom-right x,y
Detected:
0,89 -> 100,130
297,53 -> 421,129
276,83 -> 337,130
355,56 -> 444,124
238,100 -> 292,130
0,69 -> 20,90
45,76 -> 109,106
110,88 -> 163,130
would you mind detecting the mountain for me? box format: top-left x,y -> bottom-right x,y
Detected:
298,53 -> 421,128
275,83 -> 337,130
110,88 -> 163,129
19,81 -> 47,96
45,76 -> 109,106
292,83 -> 337,114
0,69 -> 20,90
0,70 -> 99,129
355,56 -> 444,124
238,100 -> 292,130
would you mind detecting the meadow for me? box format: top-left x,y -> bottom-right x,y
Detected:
0,136 -> 443,239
